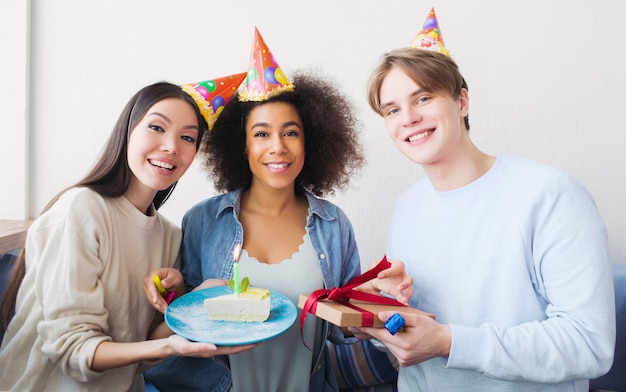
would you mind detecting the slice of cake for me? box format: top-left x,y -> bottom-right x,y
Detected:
204,287 -> 271,322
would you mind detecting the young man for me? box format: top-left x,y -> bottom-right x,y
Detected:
350,46 -> 616,391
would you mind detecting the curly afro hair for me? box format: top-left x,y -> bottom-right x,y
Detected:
200,70 -> 365,197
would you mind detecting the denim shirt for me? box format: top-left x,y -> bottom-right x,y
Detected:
145,188 -> 361,392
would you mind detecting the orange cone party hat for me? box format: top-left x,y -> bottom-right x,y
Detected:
409,7 -> 450,56
181,72 -> 247,129
239,27 -> 295,102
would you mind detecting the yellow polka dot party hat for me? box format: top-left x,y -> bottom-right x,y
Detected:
181,72 -> 247,130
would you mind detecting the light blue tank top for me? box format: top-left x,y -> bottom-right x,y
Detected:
229,231 -> 324,392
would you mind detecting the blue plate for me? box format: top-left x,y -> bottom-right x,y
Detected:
165,286 -> 297,345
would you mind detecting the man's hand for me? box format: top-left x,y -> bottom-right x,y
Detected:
356,258 -> 414,304
349,311 -> 451,367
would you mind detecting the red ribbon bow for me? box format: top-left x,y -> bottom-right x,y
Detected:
300,256 -> 406,348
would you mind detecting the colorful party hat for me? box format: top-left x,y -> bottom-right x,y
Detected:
239,27 -> 295,102
180,72 -> 247,129
409,7 -> 450,56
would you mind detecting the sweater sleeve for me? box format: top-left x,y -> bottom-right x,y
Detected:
446,175 -> 616,382
33,193 -> 112,382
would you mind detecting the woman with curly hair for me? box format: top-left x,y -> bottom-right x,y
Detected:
144,70 -> 411,391
201,71 -> 364,198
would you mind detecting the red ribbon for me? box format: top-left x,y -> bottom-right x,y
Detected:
300,256 -> 406,348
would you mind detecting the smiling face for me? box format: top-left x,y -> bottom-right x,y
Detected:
379,66 -> 468,167
125,97 -> 199,210
244,101 -> 305,193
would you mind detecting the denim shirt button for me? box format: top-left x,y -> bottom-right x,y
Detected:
319,253 -> 326,260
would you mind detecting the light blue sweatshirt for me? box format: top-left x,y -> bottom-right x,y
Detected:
388,154 -> 615,391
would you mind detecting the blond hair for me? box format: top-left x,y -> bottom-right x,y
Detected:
367,48 -> 470,130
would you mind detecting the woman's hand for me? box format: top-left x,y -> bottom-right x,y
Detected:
92,334 -> 260,371
193,278 -> 228,291
356,258 -> 414,304
166,334 -> 259,357
143,268 -> 184,313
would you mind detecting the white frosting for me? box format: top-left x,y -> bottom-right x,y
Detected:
204,292 -> 270,322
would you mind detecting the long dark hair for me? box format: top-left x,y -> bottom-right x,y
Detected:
0,82 -> 207,328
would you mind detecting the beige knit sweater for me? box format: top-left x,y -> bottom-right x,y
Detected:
0,187 -> 181,391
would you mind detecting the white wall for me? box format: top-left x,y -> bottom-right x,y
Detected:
2,0 -> 625,266
0,0 -> 29,218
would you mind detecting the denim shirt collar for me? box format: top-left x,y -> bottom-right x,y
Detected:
215,188 -> 335,222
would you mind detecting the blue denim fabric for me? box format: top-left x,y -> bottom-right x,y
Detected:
145,189 -> 361,391
144,356 -> 231,392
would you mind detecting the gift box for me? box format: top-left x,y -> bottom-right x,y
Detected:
298,257 -> 436,340
298,294 -> 434,327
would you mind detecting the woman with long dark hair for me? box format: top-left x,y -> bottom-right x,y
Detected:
0,81 -> 253,391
